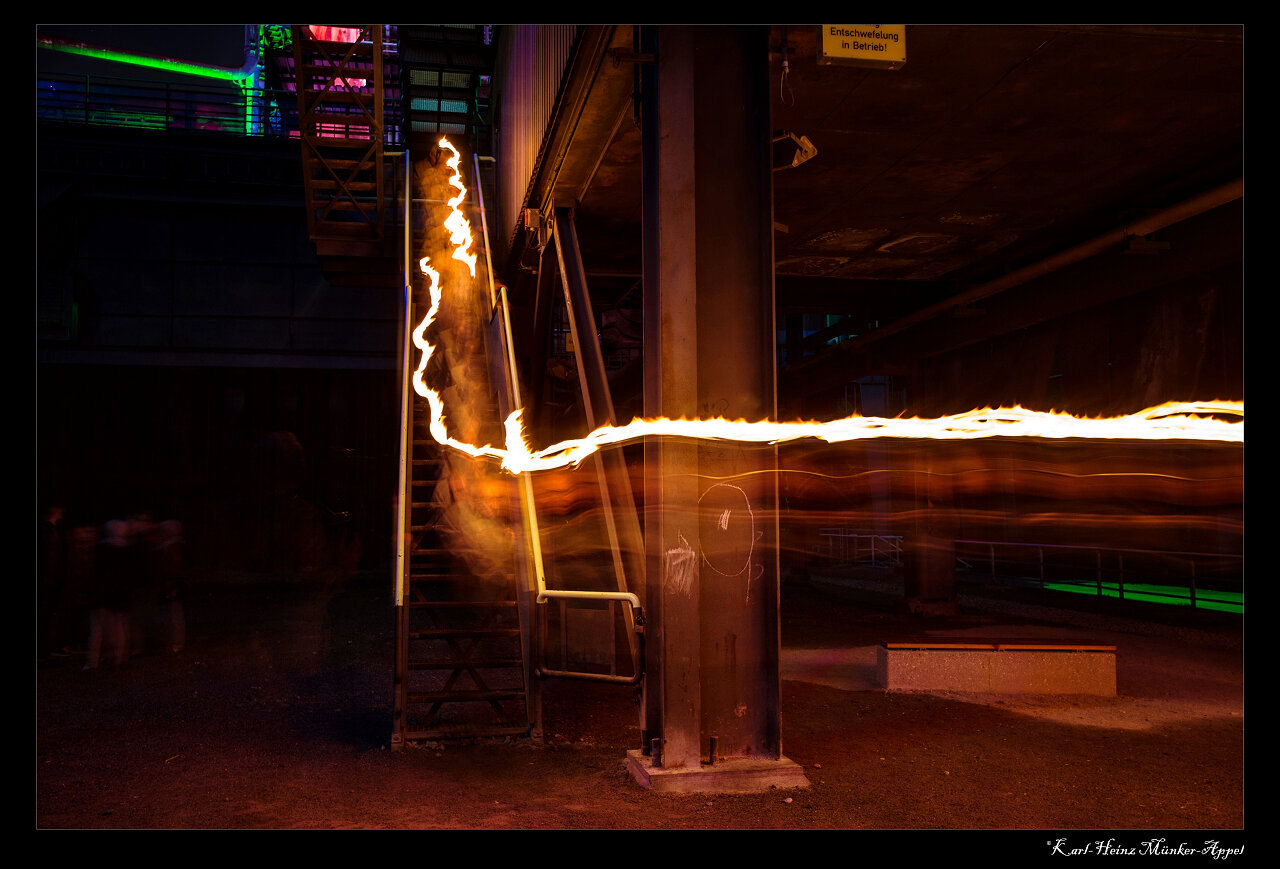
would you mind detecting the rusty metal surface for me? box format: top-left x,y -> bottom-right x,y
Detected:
643,27 -> 784,771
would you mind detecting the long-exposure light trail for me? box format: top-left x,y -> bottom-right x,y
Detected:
413,137 -> 1243,477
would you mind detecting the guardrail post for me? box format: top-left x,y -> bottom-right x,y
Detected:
609,600 -> 618,677
559,598 -> 568,671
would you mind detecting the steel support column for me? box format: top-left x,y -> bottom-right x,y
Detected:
631,25 -> 805,791
908,438 -> 961,613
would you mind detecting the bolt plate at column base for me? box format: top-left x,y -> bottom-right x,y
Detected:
625,749 -> 810,794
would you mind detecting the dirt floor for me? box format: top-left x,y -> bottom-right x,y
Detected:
35,572 -> 1246,840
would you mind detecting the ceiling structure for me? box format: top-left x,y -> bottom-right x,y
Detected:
526,24 -> 1243,412
37,24 -> 1242,411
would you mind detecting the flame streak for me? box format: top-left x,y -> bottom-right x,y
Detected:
442,144 -> 477,278
411,255 -> 503,464
413,137 -> 1243,477
500,402 -> 1243,474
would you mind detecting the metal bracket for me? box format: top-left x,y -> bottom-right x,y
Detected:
523,207 -> 552,252
1124,233 -> 1171,254
612,48 -> 656,66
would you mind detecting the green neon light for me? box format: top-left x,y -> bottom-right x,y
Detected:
1040,580 -> 1242,614
39,39 -> 253,85
260,25 -> 292,53
39,37 -> 263,136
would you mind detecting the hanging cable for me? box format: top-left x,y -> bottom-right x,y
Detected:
780,26 -> 794,107
632,25 -> 643,131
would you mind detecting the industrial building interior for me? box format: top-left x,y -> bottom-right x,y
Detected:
38,24 -> 1242,808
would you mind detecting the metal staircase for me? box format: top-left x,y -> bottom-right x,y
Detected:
393,427 -> 533,743
398,25 -> 493,154
284,23 -> 644,747
390,167 -> 652,747
286,25 -> 539,746
291,25 -> 397,262
388,24 -> 536,746
391,148 -> 536,745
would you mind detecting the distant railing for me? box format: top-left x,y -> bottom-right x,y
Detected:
810,529 -> 1242,612
953,538 -> 1242,612
38,72 -> 405,146
816,528 -> 904,568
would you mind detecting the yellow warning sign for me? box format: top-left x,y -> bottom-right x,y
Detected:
818,25 -> 907,70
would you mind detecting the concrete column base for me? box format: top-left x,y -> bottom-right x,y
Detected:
625,749 -> 810,794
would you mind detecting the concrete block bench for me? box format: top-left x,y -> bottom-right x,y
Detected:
877,637 -> 1116,696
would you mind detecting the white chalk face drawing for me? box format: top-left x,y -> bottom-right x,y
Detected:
698,483 -> 755,578
697,483 -> 766,604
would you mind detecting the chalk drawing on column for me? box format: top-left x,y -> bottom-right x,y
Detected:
665,532 -> 697,597
698,483 -> 764,602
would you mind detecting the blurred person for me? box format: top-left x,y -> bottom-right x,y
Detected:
38,505 -> 67,660
127,512 -> 157,657
155,520 -> 186,653
86,520 -> 132,669
63,523 -> 99,657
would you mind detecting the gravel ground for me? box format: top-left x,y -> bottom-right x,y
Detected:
36,573 -> 1246,841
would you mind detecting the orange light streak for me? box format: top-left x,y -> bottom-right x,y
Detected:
413,137 -> 1243,477
441,143 -> 477,278
411,255 -> 504,465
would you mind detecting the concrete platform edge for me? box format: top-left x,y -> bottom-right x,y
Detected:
625,749 -> 811,793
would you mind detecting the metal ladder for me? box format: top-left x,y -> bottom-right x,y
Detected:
393,427 -> 532,743
391,133 -> 645,748
392,220 -> 533,742
291,25 -> 393,259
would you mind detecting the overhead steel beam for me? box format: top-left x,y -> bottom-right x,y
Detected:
524,26 -> 637,217
785,178 -> 1243,383
782,195 -> 1243,407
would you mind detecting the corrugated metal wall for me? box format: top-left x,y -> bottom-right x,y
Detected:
493,25 -> 579,261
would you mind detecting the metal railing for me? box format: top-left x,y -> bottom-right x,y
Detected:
816,528 -> 904,568
38,72 -> 405,145
953,538 -> 1242,611
536,592 -> 643,685
810,529 -> 1241,611
40,73 -> 288,138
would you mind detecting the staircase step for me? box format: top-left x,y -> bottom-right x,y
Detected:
305,172 -> 379,187
298,136 -> 381,150
296,88 -> 376,104
400,723 -> 530,741
409,658 -> 523,669
407,689 -> 525,703
411,600 -> 517,609
308,220 -> 383,235
408,627 -> 520,639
